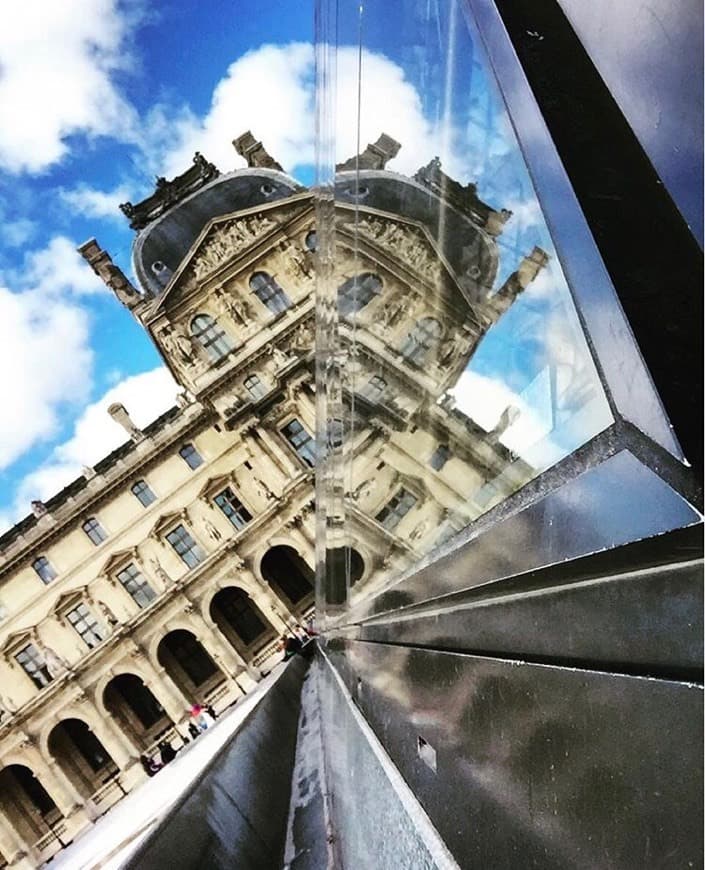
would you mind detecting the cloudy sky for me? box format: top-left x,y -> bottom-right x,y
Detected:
0,0 -> 609,531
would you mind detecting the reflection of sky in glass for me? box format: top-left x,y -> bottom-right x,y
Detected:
338,0 -> 612,472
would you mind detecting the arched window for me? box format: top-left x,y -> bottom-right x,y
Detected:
305,230 -> 317,252
190,314 -> 232,362
82,517 -> 107,545
244,373 -> 268,400
179,443 -> 203,469
338,273 -> 382,316
250,272 -> 291,314
32,556 -> 57,584
400,317 -> 443,365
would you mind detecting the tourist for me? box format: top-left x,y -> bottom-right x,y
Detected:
159,740 -> 177,765
140,754 -> 162,777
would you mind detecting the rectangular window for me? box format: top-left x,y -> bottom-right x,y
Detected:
131,480 -> 156,507
179,444 -> 203,470
244,374 -> 268,400
82,518 -> 107,545
166,524 -> 206,568
32,556 -> 57,584
375,488 -> 418,531
361,375 -> 387,401
214,488 -> 253,530
281,419 -> 316,467
117,563 -> 157,608
67,603 -> 107,649
15,644 -> 52,689
429,444 -> 452,471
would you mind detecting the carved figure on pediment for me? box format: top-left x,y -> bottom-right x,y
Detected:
170,327 -> 197,366
381,294 -> 409,333
279,241 -> 313,279
150,557 -> 171,586
42,645 -> 69,678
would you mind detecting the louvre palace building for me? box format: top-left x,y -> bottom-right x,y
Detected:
0,131 -> 545,867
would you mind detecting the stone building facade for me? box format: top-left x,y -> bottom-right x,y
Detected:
0,133 -> 543,867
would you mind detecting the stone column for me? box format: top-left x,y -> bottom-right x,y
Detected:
78,695 -> 139,768
249,426 -> 298,480
137,657 -> 191,728
0,808 -> 33,866
252,589 -> 293,633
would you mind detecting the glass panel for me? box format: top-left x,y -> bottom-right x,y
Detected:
117,563 -> 157,608
67,603 -> 107,648
166,524 -> 205,568
131,480 -> 156,507
315,0 -> 613,622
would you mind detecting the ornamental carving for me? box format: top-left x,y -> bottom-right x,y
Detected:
189,215 -> 276,283
349,218 -> 443,285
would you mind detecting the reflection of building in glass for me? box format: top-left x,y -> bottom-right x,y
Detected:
0,131 -> 542,867
324,138 -> 549,607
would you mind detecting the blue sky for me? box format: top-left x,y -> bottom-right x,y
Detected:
0,0 -> 609,530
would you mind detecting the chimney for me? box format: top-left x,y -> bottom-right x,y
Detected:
108,403 -> 143,441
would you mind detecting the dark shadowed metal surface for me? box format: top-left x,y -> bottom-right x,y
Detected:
124,656 -> 310,870
323,639 -> 702,870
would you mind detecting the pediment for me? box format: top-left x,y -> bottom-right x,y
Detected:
197,474 -> 232,499
148,510 -> 186,538
97,548 -> 137,576
52,586 -> 88,614
153,211 -> 280,311
1,627 -> 35,654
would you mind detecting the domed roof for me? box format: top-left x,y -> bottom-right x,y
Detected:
132,167 -> 304,296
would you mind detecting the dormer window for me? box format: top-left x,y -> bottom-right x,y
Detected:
190,313 -> 233,362
131,479 -> 156,507
82,518 -> 107,546
338,273 -> 382,316
179,443 -> 203,470
67,603 -> 107,649
244,374 -> 267,400
32,556 -> 57,584
250,272 -> 291,314
15,643 -> 52,689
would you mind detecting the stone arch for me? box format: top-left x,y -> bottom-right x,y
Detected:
103,673 -> 171,752
47,719 -> 118,801
209,586 -> 276,661
156,629 -> 226,705
0,763 -> 61,850
260,545 -> 314,614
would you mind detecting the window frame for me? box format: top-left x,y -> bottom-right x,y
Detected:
66,602 -> 107,649
166,524 -> 206,569
179,443 -> 203,470
213,487 -> 253,530
281,418 -> 317,468
375,487 -> 419,531
249,271 -> 292,314
116,562 -> 157,609
82,517 -> 108,546
131,479 -> 156,508
32,556 -> 57,584
15,643 -> 52,689
244,373 -> 268,401
338,272 -> 383,316
190,313 -> 233,362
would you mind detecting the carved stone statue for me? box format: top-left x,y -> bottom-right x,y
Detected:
150,557 -> 171,586
204,519 -> 222,542
254,477 -> 276,501
291,321 -> 314,352
438,331 -> 466,369
353,478 -> 377,501
42,645 -> 69,679
97,601 -> 119,628
409,519 -> 430,542
268,344 -> 292,370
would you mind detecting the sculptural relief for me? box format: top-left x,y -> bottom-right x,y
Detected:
190,216 -> 276,282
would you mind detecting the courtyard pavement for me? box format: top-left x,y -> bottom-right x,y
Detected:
45,663 -> 285,870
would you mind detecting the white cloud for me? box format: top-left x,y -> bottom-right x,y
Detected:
0,285 -> 93,470
152,43 -> 475,182
9,367 -> 179,519
22,236 -> 105,296
60,184 -> 133,223
0,0 -> 139,173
